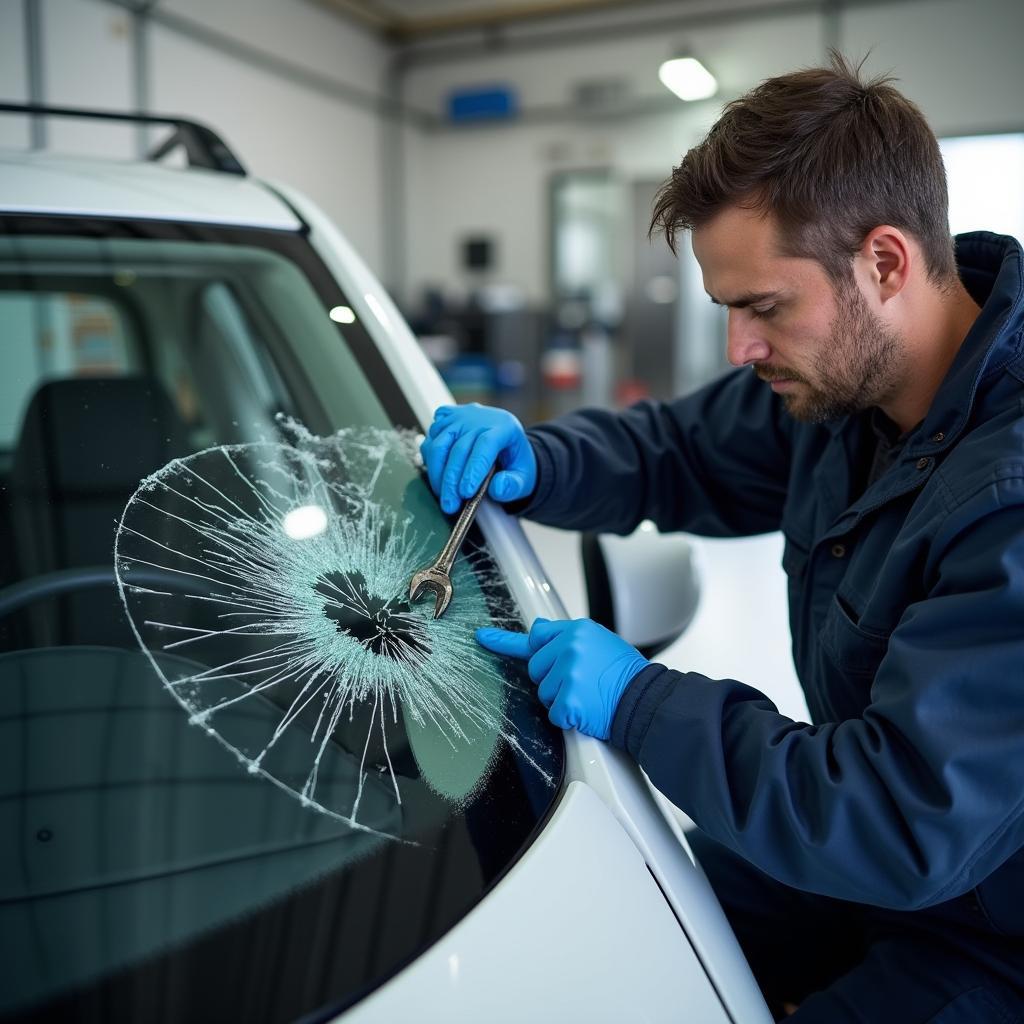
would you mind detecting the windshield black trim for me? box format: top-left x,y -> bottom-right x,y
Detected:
0,211 -> 301,233
260,183 -> 313,236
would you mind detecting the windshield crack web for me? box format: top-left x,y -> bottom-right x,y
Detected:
115,420 -> 553,840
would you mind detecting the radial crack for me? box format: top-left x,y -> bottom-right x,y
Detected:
115,420 -> 554,839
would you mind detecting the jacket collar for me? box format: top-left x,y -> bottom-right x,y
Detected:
824,231 -> 1024,447
916,231 -> 1024,449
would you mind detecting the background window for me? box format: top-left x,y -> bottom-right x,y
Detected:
940,132 -> 1024,242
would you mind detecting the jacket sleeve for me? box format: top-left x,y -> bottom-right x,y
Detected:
611,481 -> 1024,910
517,367 -> 793,536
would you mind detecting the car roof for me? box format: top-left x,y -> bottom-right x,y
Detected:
0,149 -> 302,231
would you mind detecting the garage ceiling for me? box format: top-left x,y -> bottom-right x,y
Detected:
320,0 -> 651,38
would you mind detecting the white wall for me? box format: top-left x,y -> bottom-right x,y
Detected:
842,0 -> 1024,136
1,0 -> 392,275
400,0 -> 1024,305
0,4 -> 29,149
152,0 -> 390,273
160,0 -> 386,92
149,22 -> 388,273
42,0 -> 135,158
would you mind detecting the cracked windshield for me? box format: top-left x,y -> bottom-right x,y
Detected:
0,224 -> 563,1021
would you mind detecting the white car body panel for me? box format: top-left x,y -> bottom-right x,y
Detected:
345,781 -> 731,1024
0,150 -> 301,230
598,526 -> 701,649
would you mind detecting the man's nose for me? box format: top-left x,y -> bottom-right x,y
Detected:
726,310 -> 771,367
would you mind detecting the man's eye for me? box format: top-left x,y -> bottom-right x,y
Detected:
751,306 -> 777,320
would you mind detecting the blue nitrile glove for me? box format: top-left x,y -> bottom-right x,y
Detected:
420,403 -> 537,515
476,618 -> 650,741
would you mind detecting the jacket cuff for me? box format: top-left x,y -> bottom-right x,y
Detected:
502,432 -> 555,517
610,662 -> 676,756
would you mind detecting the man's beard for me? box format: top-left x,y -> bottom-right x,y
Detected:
758,281 -> 905,424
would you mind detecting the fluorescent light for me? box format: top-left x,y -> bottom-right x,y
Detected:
329,305 -> 356,324
283,504 -> 328,540
658,57 -> 718,102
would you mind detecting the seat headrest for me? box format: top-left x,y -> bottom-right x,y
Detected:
12,376 -> 189,496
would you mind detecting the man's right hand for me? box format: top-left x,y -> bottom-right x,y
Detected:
420,403 -> 537,514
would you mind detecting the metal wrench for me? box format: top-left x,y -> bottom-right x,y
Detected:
409,465 -> 497,619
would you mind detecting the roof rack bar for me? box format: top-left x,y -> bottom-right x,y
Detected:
0,102 -> 246,176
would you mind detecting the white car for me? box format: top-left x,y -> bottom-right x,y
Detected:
0,106 -> 772,1023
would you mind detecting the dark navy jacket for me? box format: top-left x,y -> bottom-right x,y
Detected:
523,232 -> 1024,927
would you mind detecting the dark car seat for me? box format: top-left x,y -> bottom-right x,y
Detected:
6,376 -> 189,647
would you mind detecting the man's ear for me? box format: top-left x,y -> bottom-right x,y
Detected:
857,226 -> 912,303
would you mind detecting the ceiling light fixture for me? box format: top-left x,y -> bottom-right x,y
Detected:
658,56 -> 718,102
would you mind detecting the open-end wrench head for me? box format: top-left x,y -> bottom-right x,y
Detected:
408,568 -> 453,619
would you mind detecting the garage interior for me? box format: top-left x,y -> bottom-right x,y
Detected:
2,0 -> 1023,724
6,2 -> 1024,1024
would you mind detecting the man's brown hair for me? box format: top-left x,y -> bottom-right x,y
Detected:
650,52 -> 957,285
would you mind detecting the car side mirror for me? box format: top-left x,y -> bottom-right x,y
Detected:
580,524 -> 700,659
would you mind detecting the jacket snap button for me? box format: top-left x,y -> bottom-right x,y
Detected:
932,432 -> 945,443
916,457 -> 931,470
831,544 -> 846,558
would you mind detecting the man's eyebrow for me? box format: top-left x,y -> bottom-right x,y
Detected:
707,291 -> 780,308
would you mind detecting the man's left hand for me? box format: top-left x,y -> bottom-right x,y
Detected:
476,618 -> 650,740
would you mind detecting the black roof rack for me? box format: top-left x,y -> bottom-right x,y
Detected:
0,103 -> 246,176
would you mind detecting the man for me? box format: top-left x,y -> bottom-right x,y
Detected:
420,54 -> 1024,1023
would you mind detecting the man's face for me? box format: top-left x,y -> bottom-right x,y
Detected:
691,205 -> 906,423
